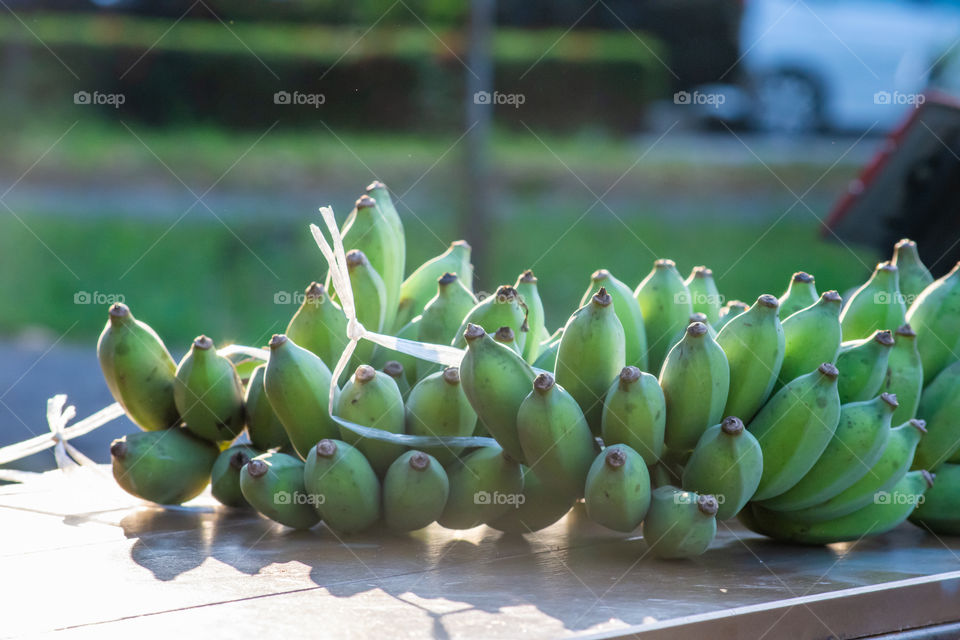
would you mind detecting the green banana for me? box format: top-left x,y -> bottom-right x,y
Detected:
438,446 -> 524,530
493,326 -> 522,355
556,287 -> 626,434
776,290 -> 843,389
584,444 -> 651,531
516,270 -> 549,363
395,240 -> 473,331
516,373 -> 598,498
884,324 -> 923,425
912,360 -> 960,471
303,439 -> 381,533
682,416 -> 762,520
487,466 -> 575,533
97,303 -> 180,431
335,364 -> 405,476
685,265 -> 722,325
244,364 -> 293,453
384,317 -> 422,387
532,335 -> 561,373
416,272 -> 477,380
891,238 -> 933,305
405,367 -> 477,466
659,322 -> 730,451
634,259 -> 692,373
840,262 -> 905,340
364,180 -> 405,317
582,269 -> 648,370
836,330 -> 895,403
211,445 -> 260,508
642,486 -> 719,559
459,323 -> 535,462
110,428 -> 218,504
382,360 -> 410,399
666,312 -> 718,351
240,452 -> 320,530
779,272 -> 818,319
285,282 -> 348,368
173,335 -> 245,443
782,419 -> 926,523
909,463 -> 960,534
747,470 -> 933,544
341,194 -> 403,332
383,450 -> 449,532
716,294 -> 785,422
748,363 -> 841,501
263,334 -> 338,459
715,300 -> 748,331
346,249 -> 387,365
905,261 -> 960,384
759,392 -> 898,511
452,285 -> 528,354
601,366 -> 666,466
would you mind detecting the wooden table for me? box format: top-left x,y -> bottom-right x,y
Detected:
4,468 -> 960,639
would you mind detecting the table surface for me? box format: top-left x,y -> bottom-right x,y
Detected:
4,467 -> 960,640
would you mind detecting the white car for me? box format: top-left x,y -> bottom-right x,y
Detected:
740,0 -> 960,133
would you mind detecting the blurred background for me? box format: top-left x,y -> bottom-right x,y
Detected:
3,0 -> 959,470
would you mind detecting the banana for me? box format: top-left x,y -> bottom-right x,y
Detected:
715,300 -> 748,331
487,466 -> 575,533
659,322 -> 730,451
556,287 -> 626,434
909,463 -> 960,534
452,285 -> 528,354
516,270 -> 549,363
240,452 -> 320,530
97,303 -> 180,431
346,249 -> 387,365
912,360 -> 960,471
173,335 -> 245,443
666,312 -> 718,352
840,262 -> 905,340
836,330 -> 895,403
438,446 -> 524,530
891,238 -> 933,304
532,335 -> 561,373
110,428 -> 218,505
335,364 -> 406,476
395,240 -> 473,331
364,180 -> 405,314
906,261 -> 960,384
781,419 -> 926,523
685,265 -> 722,325
383,451 -> 450,532
716,294 -> 785,422
493,326 -> 522,355
884,324 -> 923,424
263,334 -> 339,459
776,290 -> 843,390
405,367 -> 477,466
285,282 -> 348,368
748,363 -> 842,501
601,366 -> 666,466
245,364 -> 293,452
634,259 -> 692,373
211,445 -> 260,508
779,272 -> 818,319
759,392 -> 898,512
682,416 -> 762,520
582,270 -> 648,370
747,470 -> 933,544
382,360 -> 410,399
517,372 -> 598,498
341,194 -> 403,332
459,323 -> 536,462
303,439 -> 381,533
415,272 -> 477,380
385,317 -> 422,387
642,486 -> 719,559
584,444 -> 651,532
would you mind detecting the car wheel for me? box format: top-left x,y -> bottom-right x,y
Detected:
754,71 -> 822,135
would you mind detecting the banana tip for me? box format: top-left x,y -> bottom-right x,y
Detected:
382,361 -> 404,379
895,324 -> 916,338
533,373 -> 555,393
881,392 -> 899,409
464,323 -> 485,342
442,367 -> 460,385
721,416 -> 744,435
346,249 -> 367,267
757,294 -> 779,309
692,265 -> 713,278
605,447 -> 627,468
409,452 -> 430,470
269,334 -> 288,349
438,272 -> 458,286
591,269 -> 610,281
818,362 -> 839,379
316,439 -> 337,458
247,459 -> 268,478
494,326 -> 515,343
355,365 -> 376,384
109,439 -> 127,459
592,287 -> 612,307
108,302 -> 130,318
356,194 -> 376,209
792,271 -> 814,283
193,335 -> 214,350
686,321 -> 708,338
230,450 -> 251,470
910,419 -> 928,434
875,330 -> 895,347
619,366 -> 641,385
519,269 -> 537,284
697,494 -> 719,516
